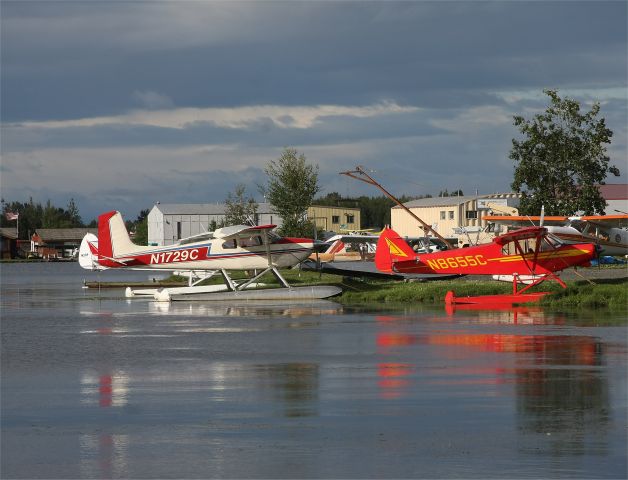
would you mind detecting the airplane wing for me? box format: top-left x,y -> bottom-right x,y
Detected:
213,224 -> 277,239
573,214 -> 628,229
483,215 -> 570,227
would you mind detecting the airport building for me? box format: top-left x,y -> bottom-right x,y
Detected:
147,203 -> 283,246
307,205 -> 361,233
148,203 -> 361,246
391,193 -> 521,240
31,228 -> 98,259
599,184 -> 628,216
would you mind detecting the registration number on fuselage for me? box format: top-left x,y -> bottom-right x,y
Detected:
426,254 -> 487,271
150,248 -> 202,264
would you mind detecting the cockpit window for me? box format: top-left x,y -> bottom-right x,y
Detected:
240,235 -> 263,247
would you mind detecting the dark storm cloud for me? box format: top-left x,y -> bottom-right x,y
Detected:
1,1 -> 626,221
2,2 -> 625,121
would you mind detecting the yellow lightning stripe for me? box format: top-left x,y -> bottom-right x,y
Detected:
385,238 -> 409,257
487,249 -> 591,263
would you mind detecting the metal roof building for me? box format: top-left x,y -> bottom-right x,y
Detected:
31,228 -> 98,258
147,203 -> 283,246
598,184 -> 628,215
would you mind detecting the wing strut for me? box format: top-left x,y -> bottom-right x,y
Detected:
340,166 -> 454,249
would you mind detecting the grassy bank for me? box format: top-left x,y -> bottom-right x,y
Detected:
282,269 -> 628,312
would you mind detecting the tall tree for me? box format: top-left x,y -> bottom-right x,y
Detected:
224,184 -> 258,226
66,198 -> 83,227
263,148 -> 320,237
510,89 -> 619,215
133,209 -> 150,245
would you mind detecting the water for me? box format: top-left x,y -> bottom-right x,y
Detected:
1,263 -> 627,479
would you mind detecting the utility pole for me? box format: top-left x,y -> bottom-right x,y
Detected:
339,166 -> 454,249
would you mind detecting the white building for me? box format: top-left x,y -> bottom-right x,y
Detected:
599,184 -> 628,215
147,203 -> 283,246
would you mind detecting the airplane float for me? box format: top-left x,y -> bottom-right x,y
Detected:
374,225 -> 597,305
483,214 -> 628,257
79,210 -> 341,301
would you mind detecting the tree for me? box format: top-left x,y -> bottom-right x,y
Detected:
1,197 -> 91,239
224,184 -> 258,226
263,147 -> 320,237
66,198 -> 83,227
510,89 -> 619,215
133,209 -> 149,245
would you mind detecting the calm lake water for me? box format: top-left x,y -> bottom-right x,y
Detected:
1,262 -> 627,479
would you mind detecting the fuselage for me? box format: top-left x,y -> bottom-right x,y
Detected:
375,227 -> 596,277
389,242 -> 595,276
96,236 -> 314,270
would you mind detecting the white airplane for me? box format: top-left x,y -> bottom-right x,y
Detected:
79,210 -> 339,300
483,214 -> 628,257
307,233 -> 452,264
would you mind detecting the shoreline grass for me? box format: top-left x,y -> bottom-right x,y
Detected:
284,269 -> 628,312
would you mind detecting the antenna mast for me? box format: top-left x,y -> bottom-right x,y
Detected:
339,166 -> 454,249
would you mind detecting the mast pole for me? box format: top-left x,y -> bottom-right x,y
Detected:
339,166 -> 454,249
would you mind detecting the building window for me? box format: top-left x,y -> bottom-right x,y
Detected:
466,210 -> 478,219
346,214 -> 355,224
440,211 -> 446,220
332,215 -> 340,224
176,221 -> 182,239
449,211 -> 454,220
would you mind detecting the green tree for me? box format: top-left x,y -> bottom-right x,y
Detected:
510,89 -> 619,215
224,184 -> 258,226
263,147 -> 320,237
133,209 -> 149,245
66,198 -> 83,227
1,197 -> 88,239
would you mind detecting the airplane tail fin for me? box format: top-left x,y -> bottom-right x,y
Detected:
98,211 -> 145,258
327,239 -> 345,255
78,232 -> 106,270
375,227 -> 416,273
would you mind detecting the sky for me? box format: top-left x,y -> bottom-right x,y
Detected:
1,1 -> 627,223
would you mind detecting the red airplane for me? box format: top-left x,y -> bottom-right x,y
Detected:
374,225 -> 597,305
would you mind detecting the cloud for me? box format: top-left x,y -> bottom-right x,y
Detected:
132,90 -> 174,110
1,2 -> 625,221
11,102 -> 420,131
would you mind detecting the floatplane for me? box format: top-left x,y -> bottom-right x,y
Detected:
375,225 -> 596,305
341,166 -> 597,305
79,211 -> 341,302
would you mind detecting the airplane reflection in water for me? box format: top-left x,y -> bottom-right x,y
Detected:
80,368 -> 131,478
374,312 -> 611,456
74,304 -> 612,474
148,299 -> 342,318
80,433 -> 129,479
